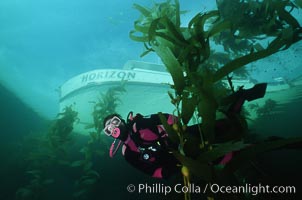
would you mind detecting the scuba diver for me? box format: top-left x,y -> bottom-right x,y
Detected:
103,83 -> 268,179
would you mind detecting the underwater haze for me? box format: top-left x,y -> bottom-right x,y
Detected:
2,0 -> 300,118
1,0 -> 302,200
0,0 -> 215,118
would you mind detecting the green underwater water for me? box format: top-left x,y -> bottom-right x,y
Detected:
1,0 -> 302,199
1,81 -> 302,200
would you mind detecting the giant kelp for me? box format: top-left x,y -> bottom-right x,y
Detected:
16,83 -> 127,200
16,85 -> 123,199
131,0 -> 302,199
47,105 -> 79,161
16,106 -> 79,200
86,84 -> 126,135
71,84 -> 126,199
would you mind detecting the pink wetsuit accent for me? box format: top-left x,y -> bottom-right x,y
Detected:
139,129 -> 159,141
124,135 -> 139,153
167,115 -> 176,125
152,167 -> 163,178
219,152 -> 233,165
133,123 -> 137,133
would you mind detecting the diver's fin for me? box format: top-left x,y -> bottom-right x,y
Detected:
222,83 -> 268,114
242,83 -> 267,102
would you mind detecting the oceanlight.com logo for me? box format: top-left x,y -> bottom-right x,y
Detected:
208,183 -> 296,196
126,183 -> 296,196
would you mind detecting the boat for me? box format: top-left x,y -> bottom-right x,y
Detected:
59,60 -> 302,134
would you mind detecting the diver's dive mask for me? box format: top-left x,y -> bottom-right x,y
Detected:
103,116 -> 122,138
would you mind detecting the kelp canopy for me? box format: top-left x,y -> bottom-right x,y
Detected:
130,0 -> 302,184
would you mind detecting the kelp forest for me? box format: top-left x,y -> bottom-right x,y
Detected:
14,85 -> 126,200
130,0 -> 302,199
2,0 -> 302,200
